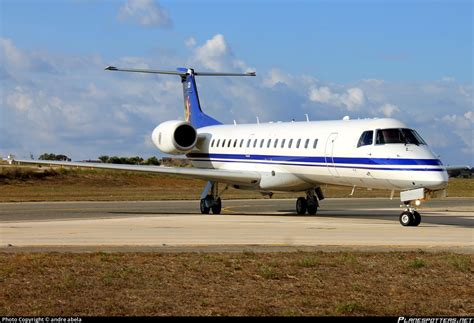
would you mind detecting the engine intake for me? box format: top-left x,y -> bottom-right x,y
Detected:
151,120 -> 197,155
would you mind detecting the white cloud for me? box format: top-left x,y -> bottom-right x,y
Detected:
464,110 -> 473,122
0,38 -> 26,69
191,34 -> 254,72
118,0 -> 172,28
263,69 -> 293,87
309,86 -> 365,111
185,37 -> 196,49
193,34 -> 228,71
308,86 -> 333,103
441,76 -> 455,82
441,113 -> 473,156
6,87 -> 33,112
342,88 -> 365,111
378,103 -> 400,117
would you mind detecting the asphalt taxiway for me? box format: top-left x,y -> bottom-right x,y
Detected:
0,198 -> 472,253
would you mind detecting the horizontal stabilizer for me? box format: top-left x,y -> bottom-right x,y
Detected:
105,66 -> 256,77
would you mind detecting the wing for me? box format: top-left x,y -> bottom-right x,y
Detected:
6,159 -> 261,186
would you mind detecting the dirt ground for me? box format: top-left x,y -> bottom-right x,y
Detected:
0,251 -> 472,316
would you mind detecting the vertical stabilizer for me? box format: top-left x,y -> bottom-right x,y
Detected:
177,68 -> 222,128
105,65 -> 255,128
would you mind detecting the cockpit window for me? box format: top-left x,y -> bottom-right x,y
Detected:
357,130 -> 373,147
403,129 -> 427,145
376,128 -> 426,145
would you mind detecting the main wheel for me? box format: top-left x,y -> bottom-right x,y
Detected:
307,198 -> 318,215
412,211 -> 421,226
296,197 -> 307,215
399,211 -> 414,226
211,197 -> 222,214
200,198 -> 210,214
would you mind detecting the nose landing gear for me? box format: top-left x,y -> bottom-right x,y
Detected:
399,202 -> 422,226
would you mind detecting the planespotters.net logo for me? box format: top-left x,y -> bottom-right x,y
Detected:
398,318 -> 473,323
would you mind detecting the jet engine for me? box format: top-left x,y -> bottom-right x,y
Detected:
151,120 -> 198,155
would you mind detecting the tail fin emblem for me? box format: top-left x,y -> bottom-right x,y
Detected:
185,96 -> 191,122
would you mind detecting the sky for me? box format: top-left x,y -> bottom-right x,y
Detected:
0,0 -> 472,165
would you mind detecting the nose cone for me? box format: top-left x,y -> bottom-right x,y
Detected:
425,169 -> 449,190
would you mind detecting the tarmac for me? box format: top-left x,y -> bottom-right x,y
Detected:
0,198 -> 472,253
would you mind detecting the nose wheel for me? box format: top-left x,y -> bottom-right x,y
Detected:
399,203 -> 421,226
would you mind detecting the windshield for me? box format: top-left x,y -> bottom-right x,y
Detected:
375,128 -> 426,145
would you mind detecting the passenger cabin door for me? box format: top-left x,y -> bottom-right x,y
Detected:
325,133 -> 339,177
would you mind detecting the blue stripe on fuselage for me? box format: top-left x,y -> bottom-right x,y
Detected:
188,158 -> 445,171
186,153 -> 443,166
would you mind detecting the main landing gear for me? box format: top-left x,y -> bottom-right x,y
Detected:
296,187 -> 324,215
200,181 -> 224,215
399,202 -> 421,227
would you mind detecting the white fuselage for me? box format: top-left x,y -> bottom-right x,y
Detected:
186,118 -> 448,192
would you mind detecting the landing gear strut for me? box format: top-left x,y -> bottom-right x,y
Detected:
296,187 -> 323,215
200,181 -> 224,215
399,202 -> 421,227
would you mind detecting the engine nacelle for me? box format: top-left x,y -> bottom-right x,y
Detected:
151,120 -> 197,155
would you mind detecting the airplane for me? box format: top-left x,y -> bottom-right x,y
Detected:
7,66 -> 451,226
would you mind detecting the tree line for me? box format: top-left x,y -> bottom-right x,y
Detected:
98,156 -> 160,165
38,153 -> 160,165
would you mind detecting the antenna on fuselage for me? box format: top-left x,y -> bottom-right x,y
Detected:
305,114 -> 309,122
256,116 -> 260,124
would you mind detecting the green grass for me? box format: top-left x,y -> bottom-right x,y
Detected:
446,254 -> 471,272
336,301 -> 364,314
296,256 -> 319,268
409,258 -> 426,269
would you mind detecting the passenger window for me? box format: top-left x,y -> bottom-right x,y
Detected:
222,139 -> 226,147
281,139 -> 286,148
247,139 -> 251,148
267,139 -> 272,148
313,139 -> 318,149
217,139 -> 220,147
296,139 -> 301,148
274,139 -> 279,148
304,139 -> 309,149
240,139 -> 244,148
211,139 -> 215,147
260,139 -> 264,148
289,139 -> 293,148
357,131 -> 373,147
253,139 -> 258,148
233,139 -> 237,147
228,139 -> 232,147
